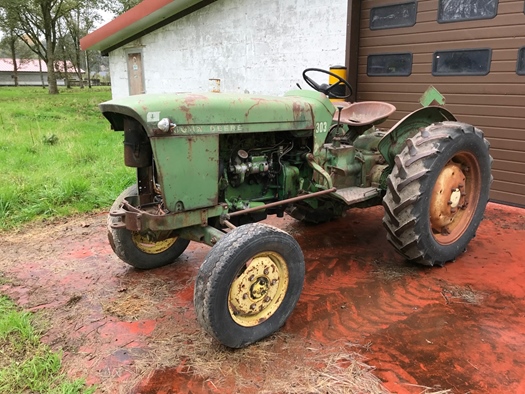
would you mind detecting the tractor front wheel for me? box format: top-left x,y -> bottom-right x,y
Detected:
194,223 -> 305,348
382,122 -> 492,266
107,185 -> 190,270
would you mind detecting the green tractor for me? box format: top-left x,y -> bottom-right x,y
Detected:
101,68 -> 492,348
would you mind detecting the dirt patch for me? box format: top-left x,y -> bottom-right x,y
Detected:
0,213 -> 389,394
1,202 -> 524,394
133,330 -> 386,394
440,284 -> 484,305
483,204 -> 525,231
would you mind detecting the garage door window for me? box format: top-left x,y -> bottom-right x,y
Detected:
518,47 -> 525,75
370,2 -> 417,30
432,49 -> 491,76
438,0 -> 498,23
367,53 -> 413,76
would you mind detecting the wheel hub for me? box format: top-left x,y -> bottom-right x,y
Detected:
449,188 -> 462,208
430,162 -> 467,234
131,233 -> 177,254
228,252 -> 289,327
250,277 -> 269,300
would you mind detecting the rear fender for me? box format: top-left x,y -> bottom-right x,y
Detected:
378,106 -> 456,167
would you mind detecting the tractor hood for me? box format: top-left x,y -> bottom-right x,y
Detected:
100,90 -> 334,136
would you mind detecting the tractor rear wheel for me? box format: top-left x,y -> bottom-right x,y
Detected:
107,185 -> 190,270
194,223 -> 304,348
382,122 -> 492,266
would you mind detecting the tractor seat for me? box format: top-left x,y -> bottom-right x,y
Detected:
332,101 -> 396,127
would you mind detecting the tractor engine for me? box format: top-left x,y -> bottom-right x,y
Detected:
218,133 -> 310,218
228,149 -> 272,187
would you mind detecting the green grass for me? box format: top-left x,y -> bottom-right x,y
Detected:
0,296 -> 95,394
0,87 -> 117,392
0,86 -> 134,230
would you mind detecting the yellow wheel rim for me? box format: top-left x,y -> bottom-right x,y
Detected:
228,251 -> 289,327
429,153 -> 481,245
131,233 -> 177,254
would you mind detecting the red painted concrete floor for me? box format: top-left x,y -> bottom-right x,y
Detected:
1,202 -> 524,393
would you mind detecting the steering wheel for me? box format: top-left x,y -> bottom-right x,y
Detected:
302,68 -> 353,99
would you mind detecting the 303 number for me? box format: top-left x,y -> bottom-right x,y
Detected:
315,122 -> 328,133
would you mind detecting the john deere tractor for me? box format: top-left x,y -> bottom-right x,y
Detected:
101,68 -> 492,348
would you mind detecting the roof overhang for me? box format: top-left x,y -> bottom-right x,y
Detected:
80,0 -> 216,55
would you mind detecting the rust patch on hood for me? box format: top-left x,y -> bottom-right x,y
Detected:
179,106 -> 193,123
183,94 -> 210,107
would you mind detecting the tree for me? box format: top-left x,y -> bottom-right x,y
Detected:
0,7 -> 34,86
0,0 -> 81,94
101,0 -> 142,16
0,33 -> 36,87
0,32 -> 21,87
61,2 -> 102,88
0,0 -> 138,92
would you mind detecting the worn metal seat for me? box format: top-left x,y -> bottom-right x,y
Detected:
332,101 -> 396,127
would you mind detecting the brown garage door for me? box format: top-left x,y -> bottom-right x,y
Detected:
356,0 -> 525,207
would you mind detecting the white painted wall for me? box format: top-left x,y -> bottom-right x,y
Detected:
108,0 -> 347,98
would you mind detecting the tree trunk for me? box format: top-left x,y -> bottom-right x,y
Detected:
39,58 -> 46,89
86,51 -> 92,89
43,5 -> 59,95
9,38 -> 19,87
46,45 -> 59,94
63,58 -> 71,89
75,51 -> 84,89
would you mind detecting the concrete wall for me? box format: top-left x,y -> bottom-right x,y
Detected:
109,0 -> 348,98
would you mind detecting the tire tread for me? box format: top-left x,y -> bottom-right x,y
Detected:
382,122 -> 492,266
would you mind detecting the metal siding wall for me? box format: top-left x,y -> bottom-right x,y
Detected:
358,0 -> 525,206
0,72 -> 46,86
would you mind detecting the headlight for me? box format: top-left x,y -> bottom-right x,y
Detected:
157,118 -> 176,133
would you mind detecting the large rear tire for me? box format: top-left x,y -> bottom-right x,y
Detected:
107,185 -> 190,270
194,223 -> 305,348
382,122 -> 492,266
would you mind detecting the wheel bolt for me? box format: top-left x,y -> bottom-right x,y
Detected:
264,296 -> 271,303
263,268 -> 269,275
249,275 -> 255,281
243,293 -> 248,300
271,279 -> 277,286
250,303 -> 257,310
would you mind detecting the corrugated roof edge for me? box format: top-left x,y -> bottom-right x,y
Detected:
80,0 -> 216,55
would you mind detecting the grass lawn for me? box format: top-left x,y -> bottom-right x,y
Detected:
0,296 -> 95,394
0,86 -> 133,393
0,86 -> 134,231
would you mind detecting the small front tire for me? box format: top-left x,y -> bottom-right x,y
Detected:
194,223 -> 305,348
107,185 -> 190,270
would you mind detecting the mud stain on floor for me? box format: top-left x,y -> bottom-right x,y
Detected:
0,203 -> 524,393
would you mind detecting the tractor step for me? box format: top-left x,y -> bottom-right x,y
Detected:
332,186 -> 380,205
